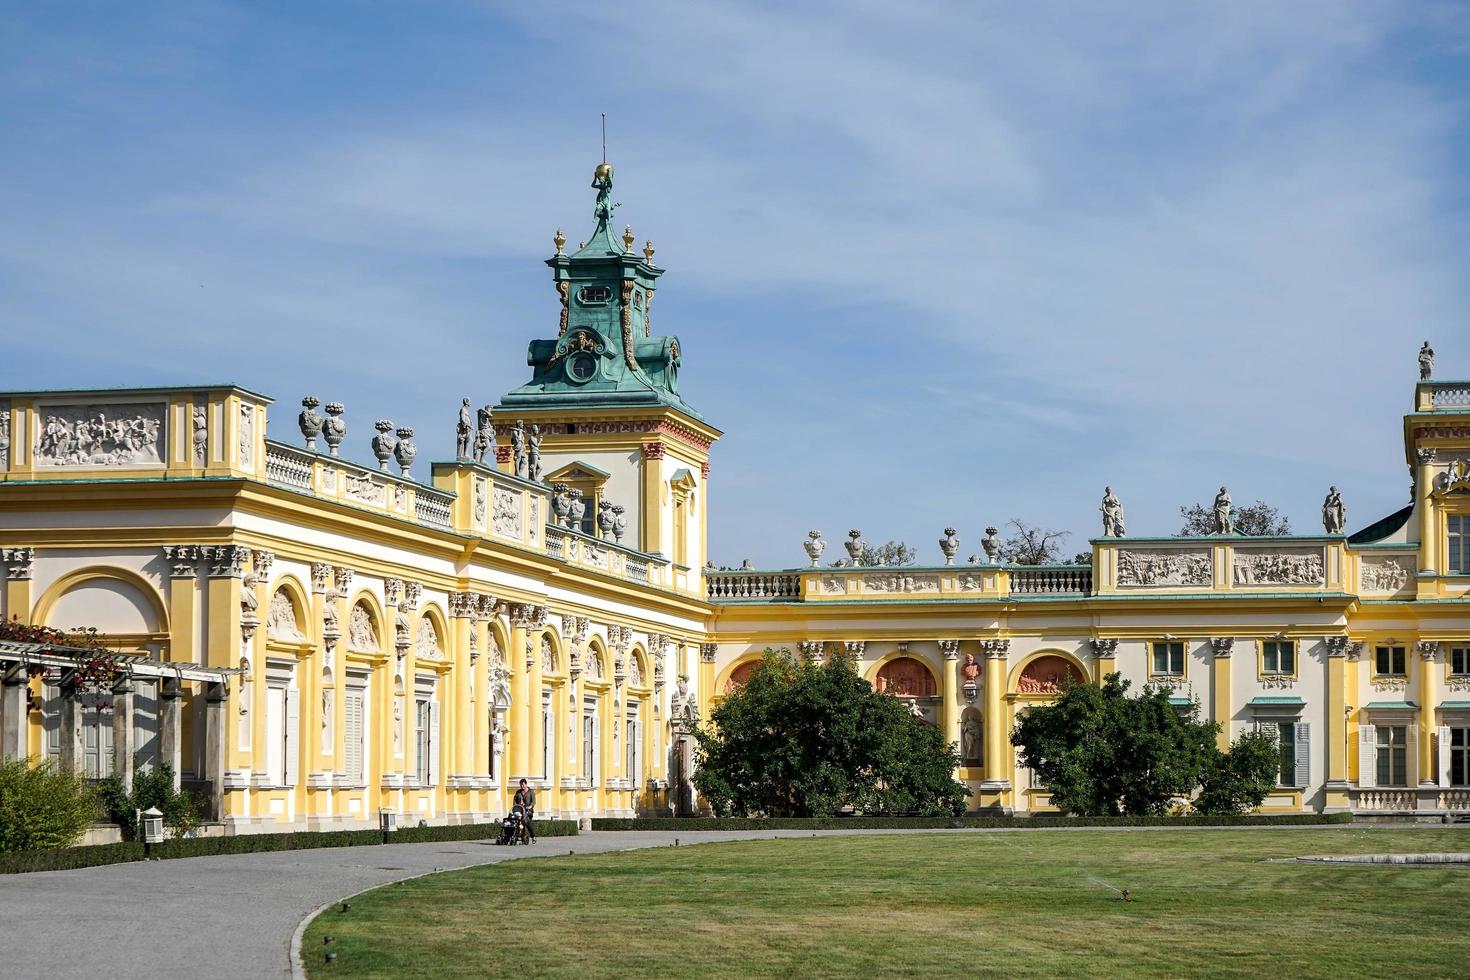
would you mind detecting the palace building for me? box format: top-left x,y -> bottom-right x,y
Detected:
1,165 -> 1468,831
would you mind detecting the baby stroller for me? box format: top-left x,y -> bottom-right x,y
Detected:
496,808 -> 522,846
513,802 -> 536,845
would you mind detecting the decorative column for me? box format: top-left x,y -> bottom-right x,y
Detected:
1416,448 -> 1437,597
0,663 -> 27,761
159,676 -> 183,791
980,639 -> 1010,802
527,620 -> 544,790
1091,638 -> 1117,680
473,596 -> 495,800
162,546 -> 203,665
1323,636 -> 1351,812
204,680 -> 228,821
640,442 -> 666,556
938,640 -> 962,754
111,673 -> 135,796
1418,641 -> 1440,792
1210,637 -> 1234,750
58,671 -> 83,775
699,643 -> 716,714
1,547 -> 35,627
507,604 -> 536,782
797,640 -> 821,662
449,593 -> 476,805
205,544 -> 248,822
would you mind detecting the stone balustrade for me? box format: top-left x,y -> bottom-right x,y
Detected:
264,439 -> 456,531
1418,381 -> 1470,411
1010,565 -> 1092,595
546,524 -> 669,587
705,570 -> 801,601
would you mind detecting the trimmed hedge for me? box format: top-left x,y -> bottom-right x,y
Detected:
591,813 -> 1354,832
0,819 -> 578,875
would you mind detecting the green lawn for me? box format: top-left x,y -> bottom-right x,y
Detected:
303,828 -> 1470,978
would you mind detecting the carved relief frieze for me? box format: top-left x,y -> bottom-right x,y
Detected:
1360,556 -> 1412,594
863,572 -> 940,594
820,575 -> 846,594
1232,547 -> 1324,587
493,486 -> 523,538
34,403 -> 165,467
344,472 -> 385,505
1117,549 -> 1211,587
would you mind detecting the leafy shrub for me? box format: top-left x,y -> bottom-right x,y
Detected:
1195,729 -> 1283,815
99,764 -> 203,840
0,758 -> 100,852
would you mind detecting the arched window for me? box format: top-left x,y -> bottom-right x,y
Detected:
875,657 -> 936,698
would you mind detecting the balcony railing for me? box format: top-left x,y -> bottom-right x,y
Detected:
1425,382 -> 1470,410
545,524 -> 669,587
706,571 -> 801,601
413,488 -> 454,529
263,444 -> 314,491
1011,565 -> 1093,595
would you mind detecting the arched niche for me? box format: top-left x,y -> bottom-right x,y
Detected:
723,659 -> 759,694
38,567 -> 167,636
960,707 -> 983,766
266,583 -> 309,644
874,656 -> 937,698
1013,654 -> 1086,695
347,595 -> 383,653
416,609 -> 446,660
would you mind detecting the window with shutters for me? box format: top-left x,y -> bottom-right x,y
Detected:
1262,641 -> 1295,676
582,709 -> 595,785
1376,725 -> 1408,786
542,693 -> 554,780
1451,648 -> 1470,677
415,698 -> 431,786
1150,641 -> 1185,677
626,715 -> 641,785
1374,645 -> 1407,677
265,688 -> 286,786
1451,728 -> 1470,787
43,682 -> 60,760
344,690 -> 366,786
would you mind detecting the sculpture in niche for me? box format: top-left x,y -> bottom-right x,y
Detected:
1100,486 -> 1125,537
803,530 -> 826,566
541,636 -> 557,673
267,590 -> 306,642
510,420 -> 527,478
875,657 -> 936,698
35,404 -> 164,467
962,654 -> 980,685
393,606 -> 411,652
321,687 -> 334,741
1420,340 -> 1435,380
1232,549 -> 1324,586
1016,655 -> 1083,695
239,404 -> 253,466
393,696 -> 404,756
1212,487 -> 1233,535
474,405 -> 494,463
298,395 -> 323,449
416,619 -> 442,659
1322,486 -> 1345,534
588,650 -> 604,680
455,398 -> 473,459
1361,558 -> 1410,593
371,420 -> 397,470
629,656 -> 644,688
238,656 -> 252,718
961,713 -> 982,765
473,478 -> 487,526
322,402 -> 347,456
1117,549 -> 1211,587
527,425 -> 543,483
192,404 -> 208,465
493,486 -> 522,537
938,528 -> 959,564
348,603 -> 378,652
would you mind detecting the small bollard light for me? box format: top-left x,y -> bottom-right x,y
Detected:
339,902 -> 351,913
324,936 -> 335,945
138,806 -> 165,855
379,807 -> 397,843
325,951 -> 337,964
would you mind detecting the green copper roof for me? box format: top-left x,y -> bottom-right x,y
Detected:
1248,696 -> 1306,706
1364,700 -> 1419,710
1439,701 -> 1470,710
496,163 -> 702,421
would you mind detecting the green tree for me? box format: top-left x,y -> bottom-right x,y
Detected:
1010,673 -> 1218,815
858,540 -> 917,567
1179,500 -> 1290,536
99,763 -> 202,840
0,758 -> 99,852
1194,728 -> 1281,814
1000,519 -> 1071,565
693,649 -> 968,817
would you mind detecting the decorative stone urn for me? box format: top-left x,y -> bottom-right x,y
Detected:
568,489 -> 586,530
803,530 -> 826,567
597,499 -> 615,539
611,504 -> 627,544
981,527 -> 1001,563
322,402 -> 347,457
939,527 -> 959,564
844,529 -> 865,566
298,395 -> 323,450
371,421 -> 397,470
551,483 -> 572,527
393,426 -> 416,475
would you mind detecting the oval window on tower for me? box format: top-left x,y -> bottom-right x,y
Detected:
566,352 -> 597,384
577,285 -> 612,305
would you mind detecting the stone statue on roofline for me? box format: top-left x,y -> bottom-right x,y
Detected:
1322,486 -> 1346,535
474,406 -> 494,464
455,398 -> 473,459
1100,486 -> 1125,537
510,420 -> 527,478
1419,341 -> 1434,381
528,424 -> 543,483
1212,487 -> 1233,535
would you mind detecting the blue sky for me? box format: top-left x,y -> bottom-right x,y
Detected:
3,2 -> 1470,567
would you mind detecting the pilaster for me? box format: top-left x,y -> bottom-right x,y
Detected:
1416,447 -> 1438,598
1418,640 -> 1440,786
938,639 -> 962,754
1210,637 -> 1233,750
2,547 -> 35,626
1323,636 -> 1351,811
1091,638 -> 1117,680
980,639 -> 1010,805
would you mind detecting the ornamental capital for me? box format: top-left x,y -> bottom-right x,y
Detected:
700,642 -> 717,663
1346,641 -> 1365,662
251,550 -> 274,581
1415,446 -> 1437,466
208,545 -> 250,578
842,641 -> 866,657
797,640 -> 822,661
0,546 -> 33,580
938,639 -> 962,660
1325,636 -> 1351,658
1417,640 -> 1442,662
475,593 -> 498,621
332,566 -> 354,594
982,638 -> 1010,659
1091,637 -> 1119,656
310,562 -> 332,593
402,580 -> 422,611
162,545 -> 202,579
449,592 -> 477,619
1210,637 -> 1234,658
641,441 -> 666,460
383,577 -> 404,607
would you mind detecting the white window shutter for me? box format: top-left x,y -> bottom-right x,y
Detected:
593,715 -> 601,786
1438,725 -> 1453,787
427,702 -> 440,787
1358,724 -> 1376,788
1406,724 -> 1419,785
284,689 -> 300,787
345,692 -> 364,785
1294,722 -> 1311,788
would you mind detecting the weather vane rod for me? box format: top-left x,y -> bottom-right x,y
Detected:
601,112 -> 607,163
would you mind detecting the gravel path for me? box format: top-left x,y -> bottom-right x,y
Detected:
0,823 -> 1454,980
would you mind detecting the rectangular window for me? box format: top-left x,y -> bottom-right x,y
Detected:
265,688 -> 286,786
542,694 -> 554,780
1375,645 -> 1407,677
1263,641 -> 1295,675
1376,726 -> 1408,786
582,712 -> 595,783
1453,728 -> 1470,788
1151,641 -> 1185,676
1452,648 -> 1470,677
1451,515 -> 1469,574
1276,722 -> 1296,786
415,699 -> 431,785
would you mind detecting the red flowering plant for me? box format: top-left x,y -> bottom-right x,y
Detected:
0,616 -> 125,690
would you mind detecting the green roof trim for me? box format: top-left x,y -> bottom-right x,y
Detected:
1167,696 -> 1193,706
1438,701 -> 1470,710
1364,700 -> 1419,710
0,382 -> 274,402
1248,696 -> 1306,706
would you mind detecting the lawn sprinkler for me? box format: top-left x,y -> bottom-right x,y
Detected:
1120,889 -> 1132,903
339,902 -> 351,913
325,952 -> 337,964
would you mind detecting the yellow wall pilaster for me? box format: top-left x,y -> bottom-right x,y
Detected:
1212,638 -> 1232,750
939,640 -> 961,754
1419,641 -> 1438,786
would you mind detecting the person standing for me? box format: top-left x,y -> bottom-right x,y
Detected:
513,778 -> 537,844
